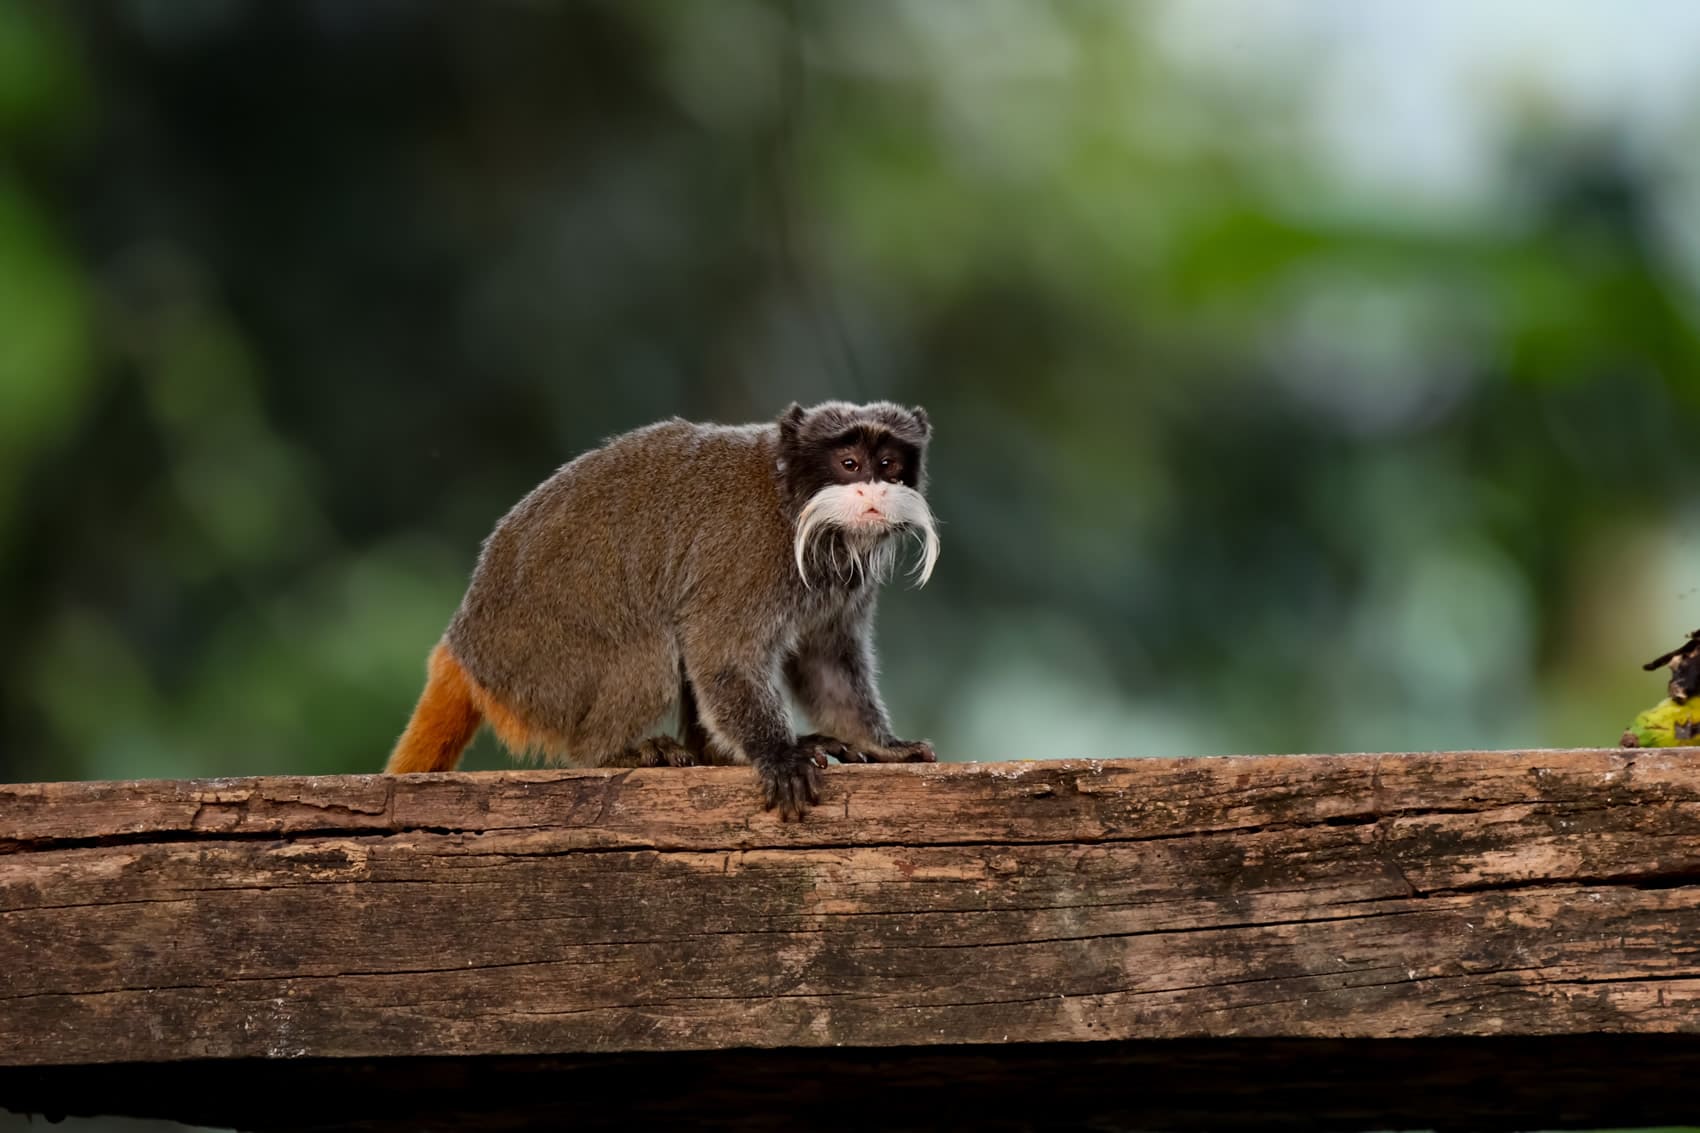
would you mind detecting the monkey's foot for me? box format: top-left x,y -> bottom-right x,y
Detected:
606,736 -> 700,768
755,746 -> 824,821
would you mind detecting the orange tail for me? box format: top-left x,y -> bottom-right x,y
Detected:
386,641 -> 483,773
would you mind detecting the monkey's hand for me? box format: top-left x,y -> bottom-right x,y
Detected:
755,745 -> 826,821
796,733 -> 873,764
796,733 -> 936,764
863,738 -> 936,764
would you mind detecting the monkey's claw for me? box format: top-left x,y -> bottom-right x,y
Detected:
757,749 -> 824,821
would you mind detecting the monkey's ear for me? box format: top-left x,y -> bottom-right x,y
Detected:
779,402 -> 807,442
910,405 -> 932,438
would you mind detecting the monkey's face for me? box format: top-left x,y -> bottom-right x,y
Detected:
822,434 -> 918,532
782,403 -> 945,585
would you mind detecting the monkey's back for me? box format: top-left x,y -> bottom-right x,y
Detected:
444,419 -> 792,761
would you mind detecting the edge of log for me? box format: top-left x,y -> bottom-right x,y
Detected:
6,748 -> 1700,1131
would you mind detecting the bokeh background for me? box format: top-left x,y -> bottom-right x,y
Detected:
4,0 -> 1700,791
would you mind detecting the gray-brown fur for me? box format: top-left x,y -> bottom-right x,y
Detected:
441,400 -> 937,818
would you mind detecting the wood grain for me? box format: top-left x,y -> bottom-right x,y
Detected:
4,749 -> 1700,1129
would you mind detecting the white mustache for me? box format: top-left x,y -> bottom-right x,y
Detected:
793,483 -> 940,590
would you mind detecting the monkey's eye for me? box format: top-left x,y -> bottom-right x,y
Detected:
841,458 -> 859,472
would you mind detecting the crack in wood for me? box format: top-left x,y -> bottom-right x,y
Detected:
0,798 -> 1601,861
1423,868 -> 1700,897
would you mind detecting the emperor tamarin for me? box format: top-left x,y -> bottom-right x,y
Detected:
385,400 -> 940,818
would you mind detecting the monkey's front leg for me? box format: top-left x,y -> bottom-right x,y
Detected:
785,626 -> 936,765
687,662 -> 825,820
677,676 -> 743,766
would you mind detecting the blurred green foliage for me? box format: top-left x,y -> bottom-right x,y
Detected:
2,0 -> 1698,785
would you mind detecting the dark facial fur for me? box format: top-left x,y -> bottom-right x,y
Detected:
438,400 -> 938,819
777,400 -> 929,514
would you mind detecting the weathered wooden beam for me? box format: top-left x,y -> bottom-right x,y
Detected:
4,748 -> 1700,1131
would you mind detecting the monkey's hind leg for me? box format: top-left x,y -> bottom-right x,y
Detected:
558,635 -> 694,769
